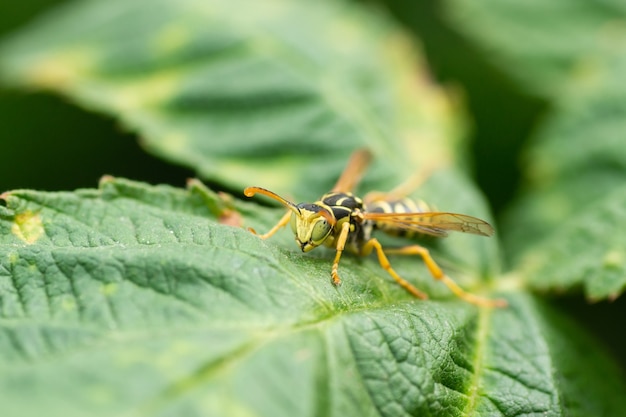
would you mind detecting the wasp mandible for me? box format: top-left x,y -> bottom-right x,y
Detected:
244,150 -> 506,307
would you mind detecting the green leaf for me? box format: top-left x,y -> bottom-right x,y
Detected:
503,52 -> 626,248
1,178 -> 625,417
504,56 -> 626,297
0,0 -> 464,199
443,0 -> 626,98
2,0 -> 626,415
514,186 -> 626,300
480,294 -> 626,416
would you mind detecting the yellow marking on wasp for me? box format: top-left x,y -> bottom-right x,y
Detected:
12,211 -> 44,244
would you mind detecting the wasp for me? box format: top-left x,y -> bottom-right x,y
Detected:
244,150 -> 506,307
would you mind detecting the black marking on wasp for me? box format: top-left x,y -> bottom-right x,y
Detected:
244,150 -> 506,307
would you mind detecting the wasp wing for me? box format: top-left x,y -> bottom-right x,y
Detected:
331,149 -> 373,193
362,211 -> 494,237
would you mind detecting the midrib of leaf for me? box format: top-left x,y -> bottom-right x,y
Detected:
463,303 -> 490,415
134,336 -> 260,416
93,299 -> 467,416
527,300 -> 564,416
125,315 -> 338,416
459,297 -> 569,416
481,296 -> 567,416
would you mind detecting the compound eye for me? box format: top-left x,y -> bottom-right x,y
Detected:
310,218 -> 332,244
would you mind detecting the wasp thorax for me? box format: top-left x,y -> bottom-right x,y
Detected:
290,203 -> 334,252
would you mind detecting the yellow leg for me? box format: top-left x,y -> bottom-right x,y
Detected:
364,162 -> 442,204
248,211 -> 291,240
330,222 -> 351,286
361,238 -> 429,300
384,245 -> 506,307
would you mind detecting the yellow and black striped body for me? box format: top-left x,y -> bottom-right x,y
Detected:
316,193 -> 436,251
368,197 -> 433,238
316,192 -> 373,253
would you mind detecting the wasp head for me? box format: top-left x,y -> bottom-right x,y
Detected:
290,203 -> 335,252
244,186 -> 336,252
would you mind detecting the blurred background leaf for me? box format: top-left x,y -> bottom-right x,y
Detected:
0,0 -> 468,201
436,0 -> 626,269
443,0 -> 626,99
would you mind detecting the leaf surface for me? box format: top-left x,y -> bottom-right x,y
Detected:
444,0 -> 626,98
0,178 -> 625,416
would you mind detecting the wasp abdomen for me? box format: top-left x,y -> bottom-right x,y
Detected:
369,198 -> 433,238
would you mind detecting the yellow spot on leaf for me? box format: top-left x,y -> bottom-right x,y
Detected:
100,282 -> 118,296
8,252 -> 19,264
603,249 -> 624,269
110,71 -> 179,111
11,211 -> 44,244
22,48 -> 97,90
159,131 -> 189,154
62,297 -> 77,312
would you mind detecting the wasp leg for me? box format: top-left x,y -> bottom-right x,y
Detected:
384,245 -> 507,307
360,238 -> 429,299
330,222 -> 351,286
331,149 -> 372,193
248,211 -> 291,240
364,163 -> 441,204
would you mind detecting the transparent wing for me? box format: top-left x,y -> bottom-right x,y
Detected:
331,149 -> 373,193
362,211 -> 494,237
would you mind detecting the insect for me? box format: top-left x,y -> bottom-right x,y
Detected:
244,150 -> 506,307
